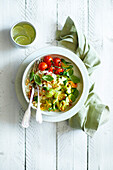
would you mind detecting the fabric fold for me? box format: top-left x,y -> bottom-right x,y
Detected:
56,16 -> 109,136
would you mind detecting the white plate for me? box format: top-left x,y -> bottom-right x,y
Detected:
15,46 -> 89,122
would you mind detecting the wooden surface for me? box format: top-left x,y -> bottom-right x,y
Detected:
0,0 -> 112,169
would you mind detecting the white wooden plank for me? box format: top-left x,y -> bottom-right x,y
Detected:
0,0 -> 26,169
57,122 -> 87,170
88,0 -> 113,169
25,0 -> 57,56
57,1 -> 88,170
26,118 -> 56,170
25,0 -> 57,170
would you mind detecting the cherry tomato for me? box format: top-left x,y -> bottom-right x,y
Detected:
47,62 -> 52,69
38,62 -> 48,71
55,68 -> 63,75
53,58 -> 61,67
48,67 -> 55,73
44,56 -> 53,65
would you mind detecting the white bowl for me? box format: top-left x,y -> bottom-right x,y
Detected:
22,46 -> 89,119
10,21 -> 37,48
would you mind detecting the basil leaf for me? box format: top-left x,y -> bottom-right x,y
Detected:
71,89 -> 79,102
67,65 -> 73,69
71,94 -> 76,102
73,88 -> 79,98
61,59 -> 71,65
63,71 -> 68,76
68,69 -> 73,76
34,75 -> 41,85
42,75 -> 54,81
34,96 -> 38,103
30,71 -> 34,81
62,65 -> 73,69
61,59 -> 66,64
71,88 -> 76,93
70,75 -> 80,83
43,87 -> 50,91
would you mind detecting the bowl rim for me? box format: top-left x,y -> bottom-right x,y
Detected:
22,46 -> 89,120
10,20 -> 37,48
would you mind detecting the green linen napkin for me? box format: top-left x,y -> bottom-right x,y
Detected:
56,16 -> 109,137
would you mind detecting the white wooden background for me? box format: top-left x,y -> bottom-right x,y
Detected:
0,0 -> 113,170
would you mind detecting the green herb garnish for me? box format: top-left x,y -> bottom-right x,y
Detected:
30,71 -> 34,81
62,65 -> 73,69
34,75 -> 41,85
74,89 -> 79,98
71,89 -> 79,102
67,69 -> 73,76
70,75 -> 80,83
63,71 -> 68,76
70,94 -> 76,102
72,88 -> 79,97
34,96 -> 38,103
42,75 -> 54,81
61,59 -> 71,65
43,87 -> 50,91
71,88 -> 76,93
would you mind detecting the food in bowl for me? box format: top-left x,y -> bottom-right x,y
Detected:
25,54 -> 83,112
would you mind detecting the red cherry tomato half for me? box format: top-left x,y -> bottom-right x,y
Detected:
48,66 -> 55,73
38,62 -> 48,71
55,68 -> 64,75
44,56 -> 53,65
53,58 -> 61,67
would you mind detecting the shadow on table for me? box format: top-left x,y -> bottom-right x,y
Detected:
57,119 -> 81,134
0,28 -> 16,52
